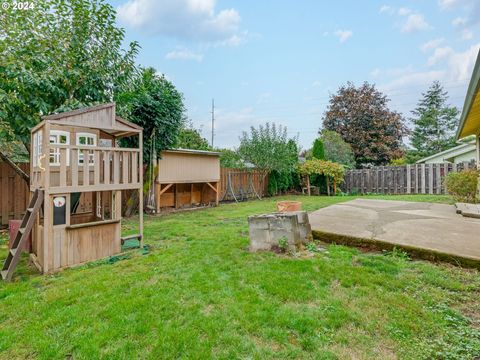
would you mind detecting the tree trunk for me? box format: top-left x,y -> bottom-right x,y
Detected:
333,179 -> 337,195
0,150 -> 29,184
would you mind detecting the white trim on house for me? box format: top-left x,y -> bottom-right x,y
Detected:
416,140 -> 477,164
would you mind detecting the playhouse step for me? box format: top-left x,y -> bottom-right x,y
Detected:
0,270 -> 7,280
10,248 -> 17,256
27,207 -> 34,212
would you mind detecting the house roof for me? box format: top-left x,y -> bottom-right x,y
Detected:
163,149 -> 221,156
416,140 -> 476,163
457,49 -> 480,139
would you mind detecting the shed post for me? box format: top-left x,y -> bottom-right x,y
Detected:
42,121 -> 51,273
139,132 -> 144,247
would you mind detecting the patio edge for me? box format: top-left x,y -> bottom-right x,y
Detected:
312,229 -> 480,270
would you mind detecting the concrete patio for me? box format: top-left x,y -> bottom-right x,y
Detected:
309,199 -> 480,267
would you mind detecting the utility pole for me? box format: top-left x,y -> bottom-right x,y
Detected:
211,98 -> 215,148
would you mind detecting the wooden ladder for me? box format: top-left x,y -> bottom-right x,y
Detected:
1,189 -> 44,282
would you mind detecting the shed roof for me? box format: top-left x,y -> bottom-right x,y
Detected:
163,149 -> 221,156
456,49 -> 480,139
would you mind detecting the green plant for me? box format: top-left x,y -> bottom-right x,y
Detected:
305,242 -> 319,253
278,237 -> 288,252
444,169 -> 479,203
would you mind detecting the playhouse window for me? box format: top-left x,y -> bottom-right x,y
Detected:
76,133 -> 97,165
33,131 -> 43,167
49,130 -> 70,166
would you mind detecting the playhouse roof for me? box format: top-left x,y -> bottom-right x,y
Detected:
35,103 -> 142,138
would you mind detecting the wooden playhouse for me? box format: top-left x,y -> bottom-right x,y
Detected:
155,149 -> 220,212
1,103 -> 143,280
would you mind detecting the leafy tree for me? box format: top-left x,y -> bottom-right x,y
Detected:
0,0 -> 139,149
410,81 -> 459,157
238,123 -> 298,195
319,130 -> 355,168
312,138 -> 325,160
323,82 -> 407,166
121,68 -> 186,164
0,0 -> 139,182
175,126 -> 211,151
217,149 -> 244,168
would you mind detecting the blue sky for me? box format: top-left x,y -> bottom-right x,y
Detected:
109,0 -> 480,150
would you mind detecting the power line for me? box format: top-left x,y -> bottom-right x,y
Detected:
211,98 -> 215,147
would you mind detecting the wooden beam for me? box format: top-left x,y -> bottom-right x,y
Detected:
0,150 -> 29,184
158,183 -> 173,196
206,182 -> 217,192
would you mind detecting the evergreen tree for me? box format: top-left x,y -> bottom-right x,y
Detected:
411,81 -> 459,157
312,138 -> 325,159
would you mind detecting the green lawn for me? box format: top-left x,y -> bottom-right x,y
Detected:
1,195 -> 479,359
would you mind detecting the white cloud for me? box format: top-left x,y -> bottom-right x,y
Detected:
401,14 -> 431,33
380,6 -> 432,34
334,29 -> 353,43
397,7 -> 412,16
421,38 -> 445,52
379,5 -> 394,14
438,0 -> 463,9
117,0 -> 244,45
461,28 -> 474,40
312,80 -> 322,87
257,92 -> 272,104
165,48 -> 204,62
427,46 -> 454,66
452,17 -> 467,26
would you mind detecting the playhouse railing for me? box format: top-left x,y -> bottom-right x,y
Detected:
31,144 -> 141,193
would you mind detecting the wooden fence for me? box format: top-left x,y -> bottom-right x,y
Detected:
0,161 -> 30,227
219,168 -> 268,201
342,161 -> 477,195
0,163 -> 269,228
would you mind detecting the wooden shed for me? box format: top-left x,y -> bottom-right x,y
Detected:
1,103 -> 143,280
155,149 -> 220,212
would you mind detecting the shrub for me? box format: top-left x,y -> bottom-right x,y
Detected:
267,170 -> 300,196
444,170 -> 479,203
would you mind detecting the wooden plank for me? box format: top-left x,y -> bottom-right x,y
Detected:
94,151 -> 100,185
59,148 -> 67,187
420,164 -> 426,194
71,149 -> 78,187
113,152 -> 120,184
428,164 -> 434,194
122,152 -> 128,184
131,152 -> 138,184
1,163 -> 9,225
83,150 -> 89,186
104,151 -> 110,185
436,164 -> 442,194
406,165 -> 411,194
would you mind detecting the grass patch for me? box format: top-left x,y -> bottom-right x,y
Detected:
0,195 -> 479,359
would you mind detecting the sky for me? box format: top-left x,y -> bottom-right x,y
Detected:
108,0 -> 480,151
